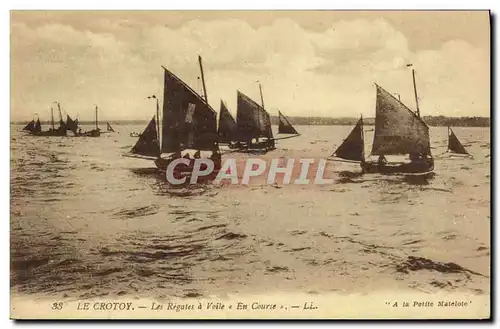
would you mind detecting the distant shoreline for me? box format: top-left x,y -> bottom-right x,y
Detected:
12,115 -> 490,128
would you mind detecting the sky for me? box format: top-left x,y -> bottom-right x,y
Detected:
10,11 -> 490,121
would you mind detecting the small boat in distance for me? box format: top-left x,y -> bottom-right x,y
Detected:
447,126 -> 472,157
220,84 -> 297,151
28,103 -> 67,137
22,116 -> 41,134
66,114 -> 78,135
130,132 -> 142,137
276,110 -> 300,140
106,122 -> 115,132
77,105 -> 101,137
331,81 -> 434,175
130,115 -> 160,157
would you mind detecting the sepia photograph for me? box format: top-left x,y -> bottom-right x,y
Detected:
9,9 -> 491,319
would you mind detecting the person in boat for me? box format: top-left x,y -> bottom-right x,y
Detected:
409,152 -> 423,162
378,155 -> 387,165
210,143 -> 222,163
170,151 -> 181,159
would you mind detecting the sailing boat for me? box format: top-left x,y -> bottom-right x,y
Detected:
66,114 -> 79,135
277,110 -> 300,137
30,103 -> 67,136
332,83 -> 434,175
128,56 -> 221,174
22,116 -> 42,134
332,116 -> 365,163
447,127 -> 471,157
78,105 -> 101,137
130,115 -> 160,157
234,84 -> 275,151
217,100 -> 237,145
106,122 -> 115,132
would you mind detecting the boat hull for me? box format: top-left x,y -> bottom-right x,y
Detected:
361,158 -> 434,175
228,139 -> 276,152
31,129 -> 67,137
155,158 -> 222,183
77,129 -> 101,137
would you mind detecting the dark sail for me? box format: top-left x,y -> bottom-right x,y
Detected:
34,119 -> 41,133
131,116 -> 160,157
58,118 -> 67,131
448,127 -> 469,155
332,117 -> 365,162
236,91 -> 274,141
371,84 -> 431,156
278,111 -> 299,135
66,115 -> 78,133
107,122 -> 115,132
23,120 -> 35,131
161,67 -> 217,153
218,100 -> 237,143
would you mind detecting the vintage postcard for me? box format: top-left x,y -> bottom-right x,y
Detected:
10,10 -> 490,319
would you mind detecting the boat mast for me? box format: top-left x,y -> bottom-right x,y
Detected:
411,68 -> 420,118
51,107 -> 55,130
198,55 -> 208,103
156,97 -> 160,147
259,83 -> 265,109
95,105 -> 98,130
57,102 -> 63,123
361,114 -> 365,160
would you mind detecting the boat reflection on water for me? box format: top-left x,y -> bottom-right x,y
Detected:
129,164 -> 219,197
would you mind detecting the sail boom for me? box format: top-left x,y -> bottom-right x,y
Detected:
122,153 -> 159,160
327,158 -> 363,164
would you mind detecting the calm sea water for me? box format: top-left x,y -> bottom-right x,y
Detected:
10,124 -> 490,299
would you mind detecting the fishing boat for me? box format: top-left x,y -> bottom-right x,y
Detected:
77,105 -> 101,137
106,122 -> 115,132
232,83 -> 275,151
29,103 -> 67,137
332,81 -> 434,176
276,110 -> 300,139
22,117 -> 41,134
65,114 -> 79,135
446,127 -> 472,157
127,56 -> 221,177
